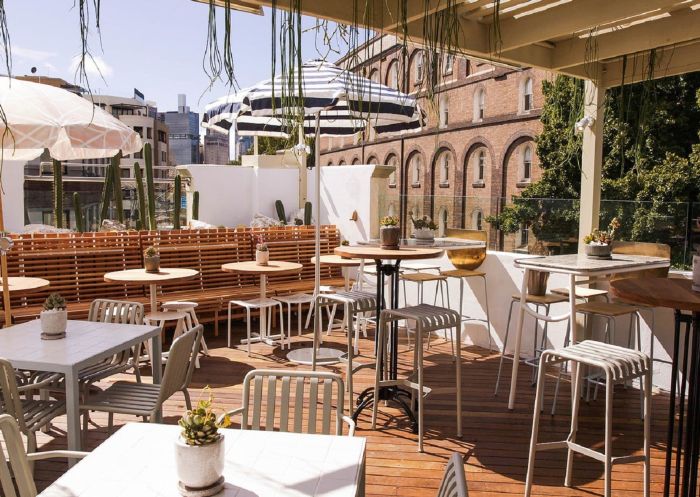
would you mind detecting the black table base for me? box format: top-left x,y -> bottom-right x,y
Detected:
664,310 -> 700,497
351,259 -> 419,431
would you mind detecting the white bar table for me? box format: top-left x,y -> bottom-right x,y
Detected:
0,319 -> 161,453
38,423 -> 366,497
507,253 -> 669,410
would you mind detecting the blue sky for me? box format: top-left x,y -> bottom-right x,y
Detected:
5,0 -> 351,114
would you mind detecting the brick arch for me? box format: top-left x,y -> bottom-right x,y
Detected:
382,150 -> 399,165
366,154 -> 379,165
350,155 -> 361,166
403,145 -> 427,187
384,58 -> 400,90
408,49 -> 425,87
427,142 -> 457,220
459,136 -> 497,192
500,131 -> 537,198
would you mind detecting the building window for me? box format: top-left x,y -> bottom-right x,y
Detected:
161,151 -> 167,163
134,150 -> 143,160
519,223 -> 530,248
522,145 -> 532,181
352,157 -> 360,165
368,156 -> 378,165
522,77 -> 533,112
387,60 -> 400,90
369,68 -> 379,84
465,60 -> 470,77
338,159 -> 346,165
439,152 -> 449,186
327,161 -> 334,166
411,155 -> 422,187
133,126 -> 143,138
147,127 -> 153,139
472,210 -> 483,231
475,150 -> 486,182
439,97 -> 449,128
444,54 -> 454,75
415,51 -> 424,84
439,208 -> 448,237
473,88 -> 485,122
386,155 -> 398,187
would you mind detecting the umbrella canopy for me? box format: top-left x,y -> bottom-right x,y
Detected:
0,77 -> 142,161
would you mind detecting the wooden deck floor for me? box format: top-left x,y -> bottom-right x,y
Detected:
28,322 -> 674,497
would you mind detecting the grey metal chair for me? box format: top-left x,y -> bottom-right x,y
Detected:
436,452 -> 469,497
221,369 -> 355,436
80,325 -> 203,433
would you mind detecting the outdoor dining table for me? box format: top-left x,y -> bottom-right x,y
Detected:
222,260 -> 303,346
103,267 -> 199,315
508,253 -> 670,410
0,319 -> 161,454
610,277 -> 700,497
0,276 -> 50,326
37,422 -> 367,497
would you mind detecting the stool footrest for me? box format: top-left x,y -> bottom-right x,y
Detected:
534,440 -> 645,466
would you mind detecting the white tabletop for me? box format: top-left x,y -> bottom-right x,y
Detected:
39,423 -> 366,497
0,319 -> 160,373
359,237 -> 484,250
514,253 -> 670,275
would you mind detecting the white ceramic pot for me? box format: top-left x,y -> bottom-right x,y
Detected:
414,228 -> 435,241
175,435 -> 225,490
40,309 -> 67,337
256,250 -> 269,266
693,254 -> 700,292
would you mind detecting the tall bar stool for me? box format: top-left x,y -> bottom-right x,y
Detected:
372,303 -> 461,452
401,272 -> 451,351
317,290 -> 378,409
494,291 -> 569,396
273,293 -> 315,340
227,297 -> 285,355
440,228 -> 493,350
525,340 -> 651,497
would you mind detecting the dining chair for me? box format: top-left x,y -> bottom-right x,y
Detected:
0,414 -> 87,497
80,325 -> 202,433
220,369 -> 355,436
436,452 -> 469,497
0,358 -> 65,458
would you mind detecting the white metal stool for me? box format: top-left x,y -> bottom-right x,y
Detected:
524,340 -> 651,497
162,301 -> 210,356
372,303 -> 462,452
441,268 -> 493,351
401,272 -> 452,350
227,297 -> 285,355
272,293 -> 315,339
144,310 -> 192,367
317,290 -> 378,409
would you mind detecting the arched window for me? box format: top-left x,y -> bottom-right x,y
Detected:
411,154 -> 422,186
472,209 -> 483,231
444,54 -> 454,75
386,155 -> 398,187
368,156 -> 378,165
439,151 -> 450,185
475,150 -> 486,182
438,208 -> 448,237
369,68 -> 380,84
338,159 -> 346,165
473,88 -> 485,122
327,161 -> 334,166
352,157 -> 360,165
387,60 -> 399,90
522,77 -> 533,112
439,97 -> 449,128
522,145 -> 532,181
414,51 -> 424,84
388,203 -> 397,217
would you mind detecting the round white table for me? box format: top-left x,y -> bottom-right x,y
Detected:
104,268 -> 198,314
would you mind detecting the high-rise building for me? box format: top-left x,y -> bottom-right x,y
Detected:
203,128 -> 230,165
160,94 -> 200,165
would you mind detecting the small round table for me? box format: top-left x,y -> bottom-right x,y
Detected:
104,268 -> 198,314
311,254 -> 364,291
610,277 -> 700,497
334,245 -> 444,428
222,261 -> 302,347
0,276 -> 50,294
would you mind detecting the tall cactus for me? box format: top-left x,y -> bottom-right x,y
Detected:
173,174 -> 182,229
134,162 -> 147,231
144,143 -> 157,230
52,159 -> 63,229
192,191 -> 200,221
111,152 -> 124,224
73,192 -> 84,232
99,159 -> 114,224
275,200 -> 287,224
304,201 -> 312,225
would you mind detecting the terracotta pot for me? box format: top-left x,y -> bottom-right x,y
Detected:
527,270 -> 549,297
584,243 -> 612,259
175,435 -> 225,492
40,309 -> 67,339
144,255 -> 160,273
256,250 -> 269,266
380,226 -> 400,250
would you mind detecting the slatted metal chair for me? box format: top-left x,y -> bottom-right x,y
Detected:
0,414 -> 87,497
436,453 -> 469,497
80,326 -> 203,433
221,369 -> 355,436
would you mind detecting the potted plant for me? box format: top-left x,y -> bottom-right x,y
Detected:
379,215 -> 401,250
411,216 -> 438,241
143,246 -> 160,273
175,390 -> 231,496
526,241 -> 551,297
255,236 -> 269,265
40,293 -> 67,340
583,217 -> 620,259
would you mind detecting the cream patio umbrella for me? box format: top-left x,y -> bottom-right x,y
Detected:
0,76 -> 143,326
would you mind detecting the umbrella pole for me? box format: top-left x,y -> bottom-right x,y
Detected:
312,112 -> 321,371
0,192 -> 11,327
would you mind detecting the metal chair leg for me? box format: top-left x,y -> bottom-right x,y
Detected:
494,299 -> 517,396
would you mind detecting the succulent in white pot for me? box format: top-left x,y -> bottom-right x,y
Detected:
143,246 -> 161,273
411,216 -> 438,241
175,390 -> 231,495
583,217 -> 621,260
255,235 -> 269,266
40,293 -> 67,340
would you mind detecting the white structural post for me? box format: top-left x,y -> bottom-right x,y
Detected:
577,77 -> 605,253
298,123 -> 308,208
253,135 -> 259,156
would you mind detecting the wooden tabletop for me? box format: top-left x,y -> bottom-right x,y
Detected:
103,268 -> 198,285
311,254 -> 364,267
0,276 -> 50,294
610,277 -> 700,312
335,245 -> 444,260
222,260 -> 303,275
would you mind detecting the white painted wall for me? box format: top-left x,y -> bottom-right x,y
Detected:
2,161 -> 25,232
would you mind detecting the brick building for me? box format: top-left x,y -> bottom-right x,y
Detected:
319,35 -> 550,251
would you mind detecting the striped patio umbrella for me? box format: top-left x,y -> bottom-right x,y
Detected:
208,59 -> 422,367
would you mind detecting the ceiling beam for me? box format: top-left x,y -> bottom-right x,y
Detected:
551,8 -> 700,70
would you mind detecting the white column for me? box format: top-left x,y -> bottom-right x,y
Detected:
577,77 -> 605,253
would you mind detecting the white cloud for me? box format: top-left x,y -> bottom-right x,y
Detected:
13,46 -> 56,62
69,55 -> 113,79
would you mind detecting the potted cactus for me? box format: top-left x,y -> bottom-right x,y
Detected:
379,215 -> 401,250
255,235 -> 269,266
40,293 -> 67,340
143,246 -> 160,273
175,391 -> 231,495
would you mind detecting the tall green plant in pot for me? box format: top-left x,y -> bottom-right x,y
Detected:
173,174 -> 182,229
52,160 -> 63,229
379,216 -> 401,250
133,162 -> 147,230
144,144 -> 157,230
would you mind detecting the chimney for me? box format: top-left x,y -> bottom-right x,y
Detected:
177,94 -> 189,113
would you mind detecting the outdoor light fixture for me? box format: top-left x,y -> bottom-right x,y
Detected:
574,115 -> 595,134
